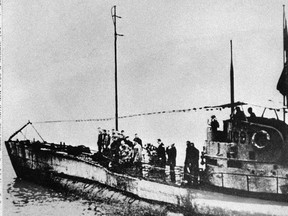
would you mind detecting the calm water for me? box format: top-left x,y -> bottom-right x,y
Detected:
2,150 -> 174,216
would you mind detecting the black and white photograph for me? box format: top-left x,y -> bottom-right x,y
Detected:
2,0 -> 288,215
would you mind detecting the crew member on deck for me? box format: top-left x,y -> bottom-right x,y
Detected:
133,140 -> 143,166
111,129 -> 118,144
184,141 -> 199,185
120,130 -> 126,140
157,139 -> 166,167
97,127 -> 104,153
166,144 -> 177,167
233,107 -> 247,122
184,141 -> 192,184
102,130 -> 110,150
247,107 -> 256,121
166,143 -> 177,182
210,115 -> 219,141
133,133 -> 142,147
191,143 -> 199,184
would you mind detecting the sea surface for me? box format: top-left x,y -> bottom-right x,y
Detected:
2,148 -> 177,216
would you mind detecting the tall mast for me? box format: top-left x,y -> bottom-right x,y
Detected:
284,5 -> 286,65
230,40 -> 235,116
111,6 -> 123,131
283,5 -> 286,122
283,5 -> 287,121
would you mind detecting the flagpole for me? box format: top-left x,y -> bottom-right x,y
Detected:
230,40 -> 234,116
285,5 -> 288,112
111,6 -> 123,131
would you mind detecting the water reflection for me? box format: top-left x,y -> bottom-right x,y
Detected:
4,177 -> 168,216
7,178 -> 70,205
5,178 -> 95,216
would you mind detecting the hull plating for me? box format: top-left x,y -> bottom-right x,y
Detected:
5,140 -> 288,216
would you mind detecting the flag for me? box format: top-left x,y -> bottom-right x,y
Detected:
277,63 -> 288,96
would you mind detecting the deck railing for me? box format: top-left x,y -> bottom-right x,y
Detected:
206,171 -> 288,194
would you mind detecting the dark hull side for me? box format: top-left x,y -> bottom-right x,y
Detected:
5,140 -> 288,216
9,156 -> 179,215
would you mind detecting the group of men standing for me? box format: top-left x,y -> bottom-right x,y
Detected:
97,128 -> 200,185
156,139 -> 199,184
97,127 -> 143,165
97,128 -> 142,151
209,106 -> 257,141
97,128 -> 111,153
156,139 -> 177,168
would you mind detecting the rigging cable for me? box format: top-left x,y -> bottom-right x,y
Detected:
20,131 -> 28,140
30,123 -> 46,142
33,102 -> 287,124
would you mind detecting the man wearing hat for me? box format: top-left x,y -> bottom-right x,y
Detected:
184,141 -> 199,185
247,107 -> 256,121
210,115 -> 219,141
157,139 -> 166,167
166,143 -> 177,182
97,127 -> 104,153
133,133 -> 142,147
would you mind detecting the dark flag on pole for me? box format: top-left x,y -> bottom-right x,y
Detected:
281,7 -> 288,112
284,14 -> 288,57
277,9 -> 288,97
277,63 -> 288,96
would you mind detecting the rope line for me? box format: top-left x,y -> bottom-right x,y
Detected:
33,102 -> 287,124
20,131 -> 27,140
31,123 -> 45,142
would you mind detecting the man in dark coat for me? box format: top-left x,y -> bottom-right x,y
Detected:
233,107 -> 247,122
97,127 -> 104,153
184,141 -> 193,183
210,115 -> 219,141
166,143 -> 177,182
166,143 -> 176,168
247,107 -> 256,121
102,130 -> 110,150
133,133 -> 143,147
184,141 -> 199,184
156,139 -> 166,167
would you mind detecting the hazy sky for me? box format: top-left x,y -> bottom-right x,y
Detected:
3,0 -> 288,164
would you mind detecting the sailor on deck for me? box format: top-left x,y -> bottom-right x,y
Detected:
133,140 -> 143,166
166,144 -> 176,169
157,139 -> 166,167
247,107 -> 256,121
102,130 -> 110,150
210,115 -> 219,141
233,107 -> 247,122
97,127 -> 104,153
133,133 -> 142,147
184,141 -> 199,185
166,143 -> 177,182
